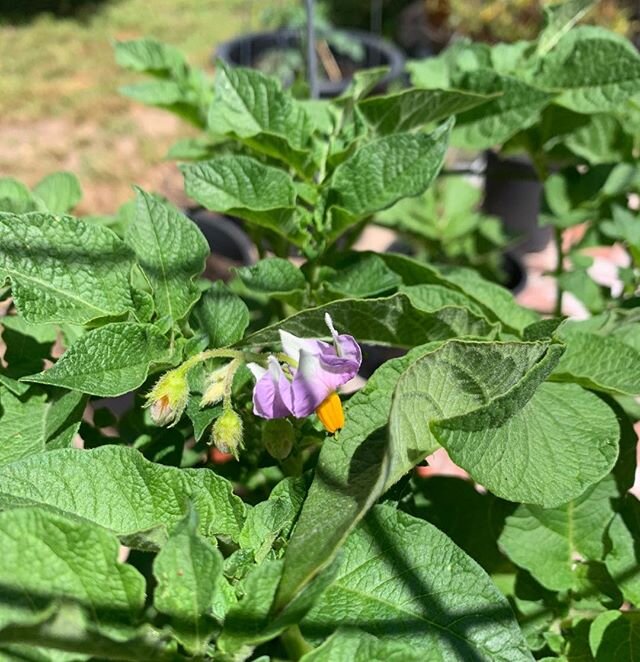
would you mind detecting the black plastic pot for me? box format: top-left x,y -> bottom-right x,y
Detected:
215,28 -> 406,98
482,151 -> 552,255
185,207 -> 257,279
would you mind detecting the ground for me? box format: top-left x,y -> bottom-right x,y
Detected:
0,0 -> 253,214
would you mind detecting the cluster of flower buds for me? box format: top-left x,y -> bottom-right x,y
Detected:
145,314 -> 362,459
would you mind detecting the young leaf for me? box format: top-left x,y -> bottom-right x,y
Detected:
0,178 -> 36,213
451,71 -> 554,149
357,87 -> 493,135
24,322 -> 170,397
192,281 -> 250,348
552,326 -> 640,396
0,507 -> 144,633
208,61 -> 313,172
499,477 -> 618,591
235,257 -> 306,296
126,189 -> 209,322
0,445 -> 245,549
535,33 -> 640,113
153,508 -> 224,654
181,156 -> 300,241
303,505 -> 531,661
32,172 -> 82,214
0,213 -> 134,325
114,38 -> 187,76
328,122 -> 451,232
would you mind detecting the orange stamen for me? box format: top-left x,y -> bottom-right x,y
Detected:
315,391 -> 344,434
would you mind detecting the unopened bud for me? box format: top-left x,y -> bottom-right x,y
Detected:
262,419 -> 294,459
145,369 -> 188,427
200,365 -> 229,407
211,408 -> 244,459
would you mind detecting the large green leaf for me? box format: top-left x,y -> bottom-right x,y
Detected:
192,281 -> 249,348
273,343 -> 447,613
536,32 -> 640,113
451,70 -> 554,149
0,213 -> 134,325
153,508 -> 223,654
499,477 -> 618,591
433,382 -> 618,506
328,121 -> 451,231
33,173 -> 82,215
303,505 -> 531,661
181,156 -> 300,241
244,293 -> 496,350
0,506 -> 144,633
208,62 -> 313,172
126,189 -> 208,322
357,88 -> 493,135
0,445 -> 245,549
24,322 -> 170,397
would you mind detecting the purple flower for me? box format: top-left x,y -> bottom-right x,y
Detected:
248,314 -> 361,430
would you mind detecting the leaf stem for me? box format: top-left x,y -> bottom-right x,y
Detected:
304,0 -> 319,100
178,348 -> 265,375
554,226 -> 564,317
281,624 -> 313,660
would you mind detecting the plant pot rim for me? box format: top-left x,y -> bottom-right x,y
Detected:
215,27 -> 406,97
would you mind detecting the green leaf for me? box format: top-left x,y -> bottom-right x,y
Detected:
552,325 -> 640,395
562,114 -> 633,165
357,88 -> 493,135
303,505 -> 531,661
235,257 -> 306,296
181,156 -> 300,241
126,189 -> 208,322
451,71 -> 554,149
436,264 -> 539,334
301,628 -> 426,662
319,253 -> 402,300
274,344 -> 445,612
0,388 -> 47,466
33,173 -> 82,215
0,445 -> 245,549
536,34 -> 640,113
328,121 -> 451,230
0,507 -> 144,633
208,61 -> 313,172
0,178 -> 35,213
0,213 -> 134,325
604,495 -> 640,605
42,389 -> 87,450
433,382 -> 619,506
589,610 -> 640,660
239,493 -> 295,564
499,477 -> 618,591
192,281 -> 249,348
114,38 -> 187,76
244,293 -> 497,350
24,322 -> 170,397
153,507 -> 223,653
537,0 -> 595,56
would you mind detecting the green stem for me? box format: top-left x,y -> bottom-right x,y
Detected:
554,226 -> 564,317
281,624 -> 313,660
178,348 -> 265,375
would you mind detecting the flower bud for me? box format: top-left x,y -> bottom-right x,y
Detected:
211,408 -> 244,459
145,369 -> 188,427
262,419 -> 294,460
200,365 -> 229,407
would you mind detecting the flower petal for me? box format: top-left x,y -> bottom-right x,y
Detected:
252,357 -> 294,419
279,330 -> 327,363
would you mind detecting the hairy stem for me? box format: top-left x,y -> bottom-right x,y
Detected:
554,226 -> 564,317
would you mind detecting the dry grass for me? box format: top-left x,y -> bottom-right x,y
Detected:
0,0 -> 251,213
